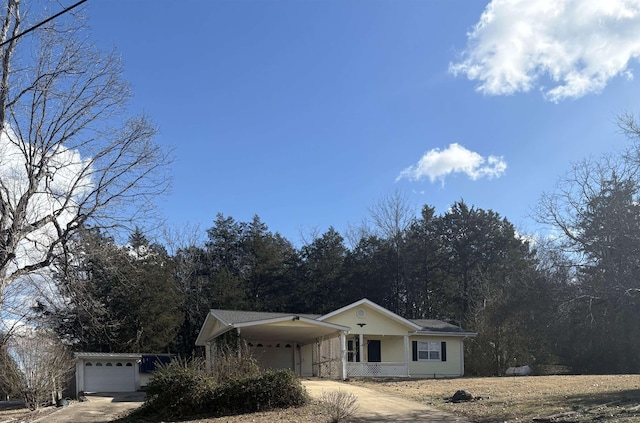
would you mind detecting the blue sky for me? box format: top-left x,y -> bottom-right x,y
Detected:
85,0 -> 640,245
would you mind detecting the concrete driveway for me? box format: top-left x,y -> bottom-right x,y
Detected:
32,392 -> 145,423
303,379 -> 470,422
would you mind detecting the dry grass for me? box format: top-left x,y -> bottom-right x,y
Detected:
126,401 -> 329,423
352,374 -> 640,422
0,401 -> 58,423
0,401 -> 329,423
3,375 -> 640,422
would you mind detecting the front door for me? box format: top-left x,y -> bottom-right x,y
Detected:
367,340 -> 381,362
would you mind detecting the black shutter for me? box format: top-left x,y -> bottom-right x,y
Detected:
412,341 -> 418,361
441,342 -> 447,361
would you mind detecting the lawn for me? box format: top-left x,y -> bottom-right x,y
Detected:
2,375 -> 640,422
353,374 -> 640,422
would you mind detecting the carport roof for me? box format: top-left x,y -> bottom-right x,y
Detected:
211,309 -> 321,324
196,310 -> 349,346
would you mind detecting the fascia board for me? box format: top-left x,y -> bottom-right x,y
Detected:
195,310 -> 232,346
203,325 -> 235,344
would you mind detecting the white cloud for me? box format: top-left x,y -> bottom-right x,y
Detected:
396,143 -> 507,184
0,126 -> 94,274
450,0 -> 640,102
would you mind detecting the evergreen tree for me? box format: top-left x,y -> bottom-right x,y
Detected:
296,227 -> 348,313
41,228 -> 182,353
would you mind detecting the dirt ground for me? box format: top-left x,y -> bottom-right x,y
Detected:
3,375 -> 640,422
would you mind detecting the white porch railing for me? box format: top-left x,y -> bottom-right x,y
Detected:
346,362 -> 408,377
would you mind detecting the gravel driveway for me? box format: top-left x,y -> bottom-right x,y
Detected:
303,379 -> 470,422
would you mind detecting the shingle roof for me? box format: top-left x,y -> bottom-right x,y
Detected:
410,319 -> 469,333
211,309 -> 467,333
211,309 -> 321,324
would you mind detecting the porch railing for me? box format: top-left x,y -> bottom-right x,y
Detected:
346,362 -> 408,377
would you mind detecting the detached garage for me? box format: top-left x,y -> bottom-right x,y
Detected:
75,353 -> 141,395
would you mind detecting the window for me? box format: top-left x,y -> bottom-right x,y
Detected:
96,362 -> 103,366
85,362 -> 93,366
116,363 -> 123,366
126,363 -> 133,366
106,362 -> 113,366
417,342 -> 440,361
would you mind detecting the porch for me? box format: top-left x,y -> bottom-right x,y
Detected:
316,334 -> 412,378
346,362 -> 409,377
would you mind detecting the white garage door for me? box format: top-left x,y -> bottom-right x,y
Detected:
84,360 -> 136,392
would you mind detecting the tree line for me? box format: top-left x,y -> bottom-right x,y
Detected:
35,174 -> 640,375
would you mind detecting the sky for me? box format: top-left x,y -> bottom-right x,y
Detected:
84,0 -> 640,246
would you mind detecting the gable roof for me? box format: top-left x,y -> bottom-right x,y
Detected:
195,309 -> 347,346
318,298 -> 423,331
210,309 -> 320,325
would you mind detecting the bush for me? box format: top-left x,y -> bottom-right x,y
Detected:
128,358 -> 308,422
142,357 -> 214,415
320,389 -> 359,423
209,369 -> 308,415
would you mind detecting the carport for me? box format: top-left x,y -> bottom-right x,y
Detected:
196,311 -> 350,379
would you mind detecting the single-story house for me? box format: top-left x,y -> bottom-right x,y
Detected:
74,352 -> 173,396
195,298 -> 476,380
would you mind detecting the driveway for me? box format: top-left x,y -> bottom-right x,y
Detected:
32,392 -> 146,423
303,379 -> 470,422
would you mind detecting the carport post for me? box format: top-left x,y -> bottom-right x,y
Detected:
340,331 -> 347,380
205,339 -> 217,373
404,335 -> 410,377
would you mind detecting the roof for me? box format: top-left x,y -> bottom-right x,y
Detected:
74,352 -> 141,360
196,299 -> 475,346
410,319 -> 472,333
196,309 -> 349,346
318,298 -> 423,331
205,299 -> 471,332
210,309 -> 320,325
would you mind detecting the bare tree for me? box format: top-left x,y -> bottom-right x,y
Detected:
368,189 -> 415,242
0,1 -> 170,323
0,327 -> 74,410
367,189 -> 416,314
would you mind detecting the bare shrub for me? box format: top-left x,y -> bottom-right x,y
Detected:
211,335 -> 260,384
321,389 -> 359,423
0,329 -> 74,410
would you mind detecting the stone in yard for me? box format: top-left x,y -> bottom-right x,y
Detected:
450,390 -> 474,403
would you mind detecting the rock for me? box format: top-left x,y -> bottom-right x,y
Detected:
506,365 -> 532,376
450,390 -> 474,403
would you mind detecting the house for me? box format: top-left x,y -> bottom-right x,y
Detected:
74,352 -> 174,396
195,298 -> 475,380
